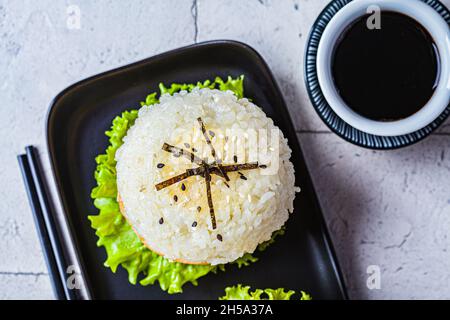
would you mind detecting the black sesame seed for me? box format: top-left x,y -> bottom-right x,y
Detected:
209,130 -> 215,137
259,164 -> 267,169
239,174 -> 247,181
184,142 -> 191,148
217,234 -> 223,241
157,163 -> 165,169
192,147 -> 197,153
233,155 -> 238,163
197,206 -> 201,212
181,183 -> 186,191
192,221 -> 197,227
173,195 -> 178,202
159,217 -> 164,224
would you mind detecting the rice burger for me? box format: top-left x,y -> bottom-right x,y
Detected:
115,88 -> 298,265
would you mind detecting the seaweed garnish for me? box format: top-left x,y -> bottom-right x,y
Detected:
155,118 -> 260,230
197,117 -> 230,188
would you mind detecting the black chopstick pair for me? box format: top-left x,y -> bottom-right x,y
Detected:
17,146 -> 77,300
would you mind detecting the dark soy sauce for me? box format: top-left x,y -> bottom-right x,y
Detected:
332,11 -> 439,121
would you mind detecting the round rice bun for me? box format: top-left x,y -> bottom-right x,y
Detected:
115,88 -> 298,265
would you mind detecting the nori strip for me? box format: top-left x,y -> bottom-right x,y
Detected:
155,163 -> 259,191
197,117 -> 230,185
203,163 -> 217,230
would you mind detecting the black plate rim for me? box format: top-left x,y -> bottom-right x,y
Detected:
304,0 -> 450,150
46,39 -> 348,300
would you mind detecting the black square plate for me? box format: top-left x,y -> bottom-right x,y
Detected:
47,40 -> 347,300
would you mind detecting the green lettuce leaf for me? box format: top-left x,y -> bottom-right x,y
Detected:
156,75 -> 244,100
219,285 -> 311,300
88,76 -> 283,294
215,75 -> 244,99
299,291 -> 313,300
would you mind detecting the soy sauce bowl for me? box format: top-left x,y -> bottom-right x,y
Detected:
305,0 -> 450,149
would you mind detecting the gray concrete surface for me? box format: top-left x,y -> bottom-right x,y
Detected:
0,0 -> 449,300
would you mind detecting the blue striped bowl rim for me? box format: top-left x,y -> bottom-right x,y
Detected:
304,0 -> 450,149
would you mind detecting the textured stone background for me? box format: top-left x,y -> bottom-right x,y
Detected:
0,0 -> 449,299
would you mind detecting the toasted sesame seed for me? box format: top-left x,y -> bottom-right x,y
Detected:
173,195 -> 178,202
192,221 -> 197,227
157,163 -> 165,169
159,217 -> 164,224
217,234 -> 223,241
197,206 -> 201,212
181,183 -> 186,191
